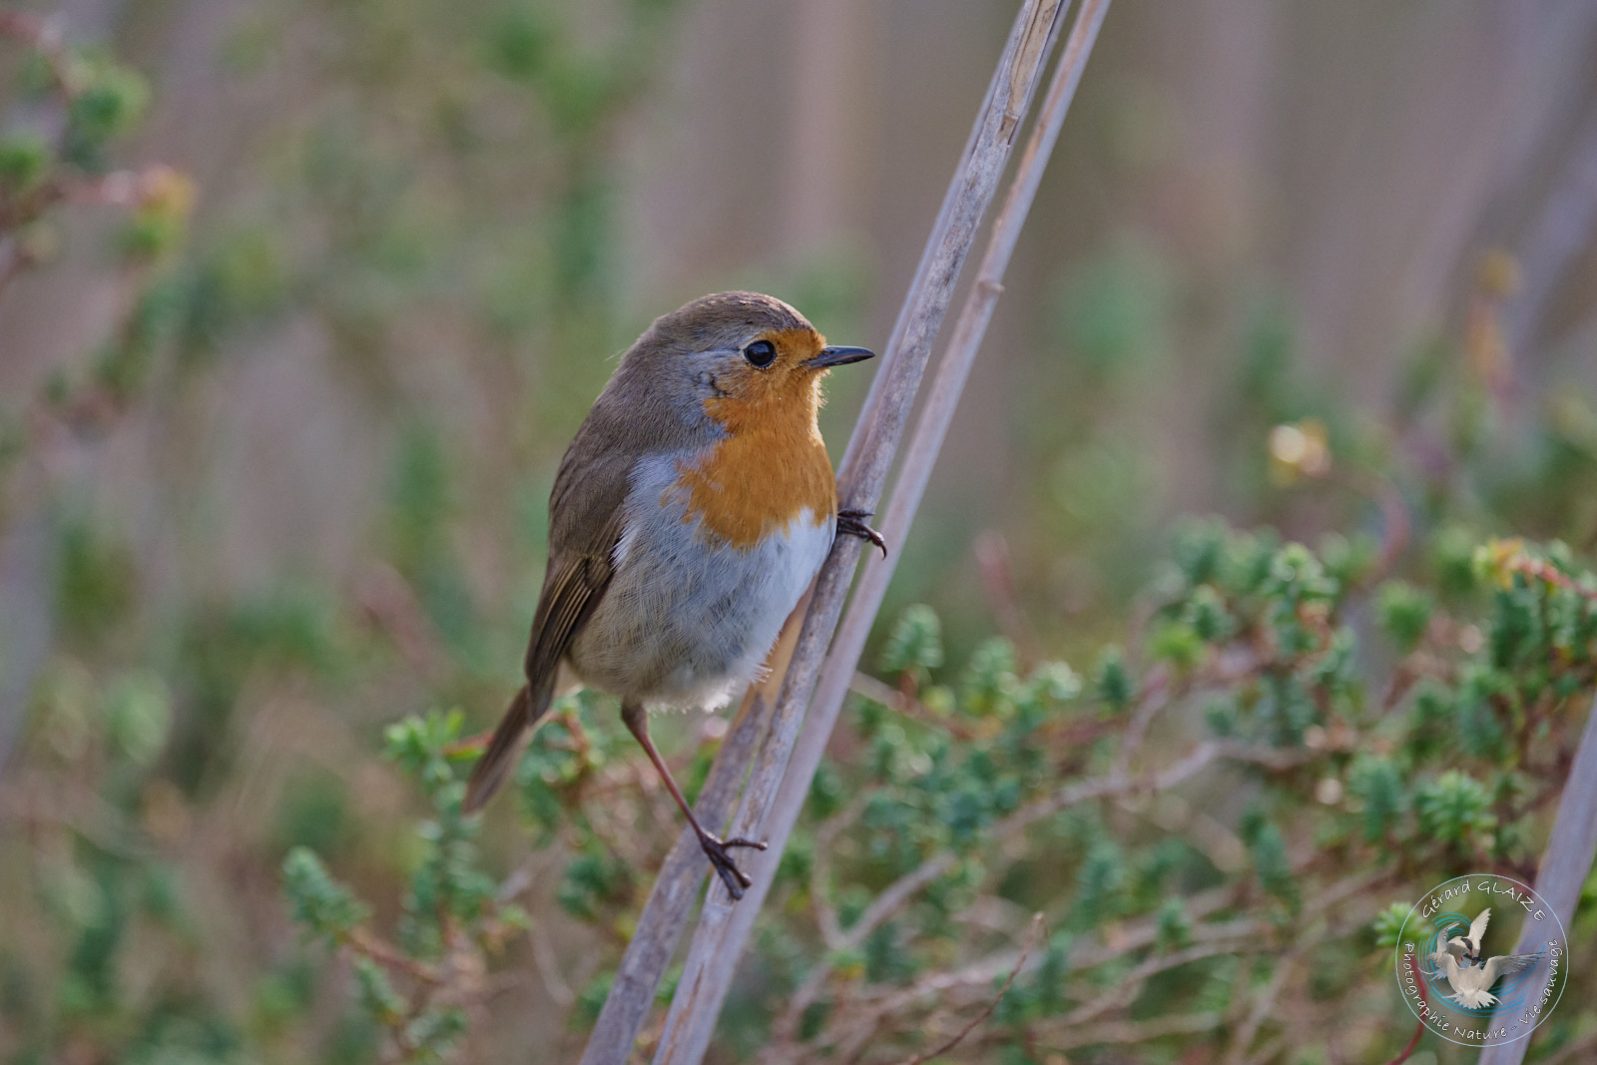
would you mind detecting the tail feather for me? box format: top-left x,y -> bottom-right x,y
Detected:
463,681 -> 553,812
1449,989 -> 1499,1009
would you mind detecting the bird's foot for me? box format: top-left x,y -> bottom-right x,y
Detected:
837,508 -> 887,558
698,832 -> 768,901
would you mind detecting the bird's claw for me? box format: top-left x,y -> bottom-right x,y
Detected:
699,832 -> 767,901
837,508 -> 887,558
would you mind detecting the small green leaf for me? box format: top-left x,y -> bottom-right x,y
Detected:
878,603 -> 944,680
1371,902 -> 1415,950
283,848 -> 368,941
960,637 -> 1018,717
1416,770 -> 1495,845
1092,646 -> 1133,714
1376,581 -> 1434,652
0,132 -> 49,194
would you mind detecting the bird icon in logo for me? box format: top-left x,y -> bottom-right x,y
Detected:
1428,908 -> 1542,1009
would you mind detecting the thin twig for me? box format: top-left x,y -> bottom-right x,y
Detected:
1223,948 -> 1297,1065
895,913 -> 1044,1065
527,921 -> 576,1008
347,927 -> 443,985
1044,1011 -> 1225,1052
849,670 -> 979,740
1058,939 -> 1268,1029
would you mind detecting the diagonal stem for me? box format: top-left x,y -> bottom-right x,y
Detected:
1476,692 -> 1597,1065
643,2 -> 1112,1063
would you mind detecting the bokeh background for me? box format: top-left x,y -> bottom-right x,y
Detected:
3,1 -> 1597,1062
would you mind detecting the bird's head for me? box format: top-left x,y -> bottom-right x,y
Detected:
620,291 -> 874,438
1445,932 -> 1480,963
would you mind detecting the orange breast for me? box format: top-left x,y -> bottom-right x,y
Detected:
674,389 -> 837,549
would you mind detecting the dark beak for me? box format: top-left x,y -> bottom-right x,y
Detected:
806,345 -> 875,370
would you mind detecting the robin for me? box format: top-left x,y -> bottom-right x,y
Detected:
464,291 -> 883,899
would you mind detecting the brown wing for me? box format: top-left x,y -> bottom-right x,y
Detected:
463,411 -> 636,812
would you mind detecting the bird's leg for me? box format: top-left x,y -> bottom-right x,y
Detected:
836,508 -> 887,557
620,700 -> 767,901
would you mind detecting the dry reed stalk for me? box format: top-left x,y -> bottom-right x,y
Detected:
640,2 -> 1113,1062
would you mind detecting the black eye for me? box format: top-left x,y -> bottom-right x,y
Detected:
743,340 -> 777,368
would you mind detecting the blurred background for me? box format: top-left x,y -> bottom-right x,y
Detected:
3,1 -> 1597,1062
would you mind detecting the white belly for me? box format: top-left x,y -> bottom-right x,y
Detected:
566,452 -> 834,709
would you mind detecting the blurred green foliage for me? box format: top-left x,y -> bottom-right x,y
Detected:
263,527 -> 1596,1063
